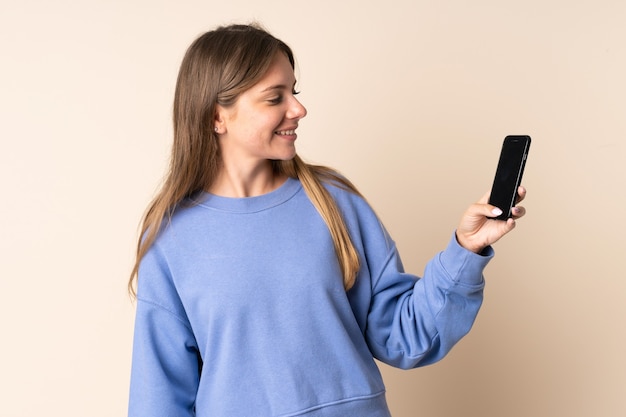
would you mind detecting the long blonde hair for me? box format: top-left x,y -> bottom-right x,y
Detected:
129,24 -> 361,296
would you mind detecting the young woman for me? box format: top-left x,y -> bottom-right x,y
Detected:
128,23 -> 526,417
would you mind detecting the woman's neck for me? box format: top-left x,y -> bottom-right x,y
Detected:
208,160 -> 287,198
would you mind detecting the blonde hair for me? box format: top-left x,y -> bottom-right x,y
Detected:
129,24 -> 361,296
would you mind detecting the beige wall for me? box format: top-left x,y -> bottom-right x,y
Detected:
1,1 -> 624,416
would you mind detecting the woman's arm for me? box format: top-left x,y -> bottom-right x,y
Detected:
128,245 -> 201,417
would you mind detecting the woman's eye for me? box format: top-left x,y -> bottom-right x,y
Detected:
268,90 -> 300,105
268,96 -> 283,105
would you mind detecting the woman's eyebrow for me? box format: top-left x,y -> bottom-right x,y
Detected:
260,80 -> 297,93
260,84 -> 287,92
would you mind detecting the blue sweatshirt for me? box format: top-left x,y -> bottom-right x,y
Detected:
129,177 -> 492,416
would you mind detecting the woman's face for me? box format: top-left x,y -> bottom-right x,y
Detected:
215,52 -> 307,169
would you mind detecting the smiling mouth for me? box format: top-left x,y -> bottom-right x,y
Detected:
275,129 -> 296,135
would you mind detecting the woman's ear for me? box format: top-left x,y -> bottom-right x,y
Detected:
214,105 -> 225,134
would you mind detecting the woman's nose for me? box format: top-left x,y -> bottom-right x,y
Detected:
288,96 -> 307,119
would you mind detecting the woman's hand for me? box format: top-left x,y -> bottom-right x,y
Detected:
456,186 -> 527,253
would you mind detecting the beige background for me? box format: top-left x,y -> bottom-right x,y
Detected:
1,0 -> 625,416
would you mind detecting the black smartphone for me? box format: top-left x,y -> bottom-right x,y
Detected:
488,135 -> 531,220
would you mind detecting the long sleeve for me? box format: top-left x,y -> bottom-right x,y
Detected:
128,244 -> 201,417
362,233 -> 491,369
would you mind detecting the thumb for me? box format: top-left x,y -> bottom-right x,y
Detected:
475,191 -> 503,217
489,206 -> 504,218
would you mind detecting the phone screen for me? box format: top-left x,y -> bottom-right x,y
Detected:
488,135 -> 531,220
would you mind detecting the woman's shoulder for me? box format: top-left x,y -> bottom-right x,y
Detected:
318,170 -> 395,255
307,165 -> 359,199
315,168 -> 381,227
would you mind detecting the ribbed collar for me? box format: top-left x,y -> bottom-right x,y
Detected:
194,177 -> 302,213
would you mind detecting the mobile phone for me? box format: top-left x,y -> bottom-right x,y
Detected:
488,135 -> 531,220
